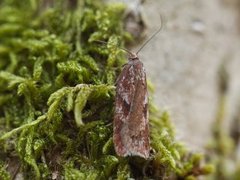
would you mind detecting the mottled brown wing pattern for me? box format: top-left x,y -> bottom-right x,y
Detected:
113,58 -> 150,159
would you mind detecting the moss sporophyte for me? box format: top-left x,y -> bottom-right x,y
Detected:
0,0 -> 213,179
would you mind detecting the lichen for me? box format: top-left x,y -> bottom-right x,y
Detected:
0,0 -> 212,179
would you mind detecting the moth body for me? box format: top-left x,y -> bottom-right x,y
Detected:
113,55 -> 150,159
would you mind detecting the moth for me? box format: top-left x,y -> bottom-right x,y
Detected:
95,24 -> 162,159
113,26 -> 163,159
113,51 -> 150,158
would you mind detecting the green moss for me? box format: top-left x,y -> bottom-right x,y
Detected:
0,161 -> 11,180
0,0 -> 212,179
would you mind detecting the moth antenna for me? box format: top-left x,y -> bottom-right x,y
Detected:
136,15 -> 164,55
94,40 -> 134,57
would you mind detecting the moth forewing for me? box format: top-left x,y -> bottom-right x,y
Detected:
113,56 -> 150,159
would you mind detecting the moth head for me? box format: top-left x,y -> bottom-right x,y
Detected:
128,52 -> 138,60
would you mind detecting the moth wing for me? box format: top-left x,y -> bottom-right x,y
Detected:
113,60 -> 149,158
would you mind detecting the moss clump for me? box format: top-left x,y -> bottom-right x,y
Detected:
0,0 -> 212,179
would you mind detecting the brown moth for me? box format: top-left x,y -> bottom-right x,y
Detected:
95,23 -> 162,159
113,24 -> 163,159
113,51 -> 149,158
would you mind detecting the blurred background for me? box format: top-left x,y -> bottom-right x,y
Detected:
113,0 -> 240,154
